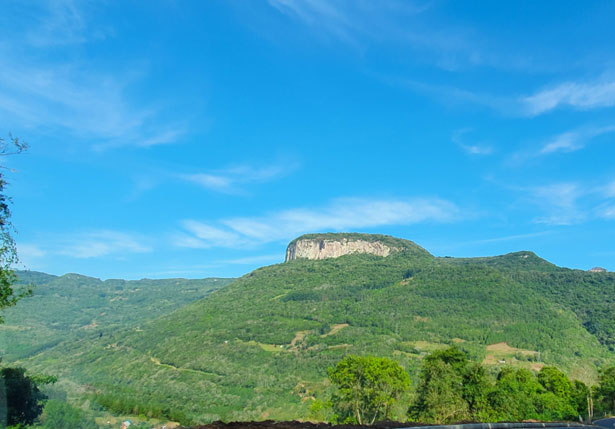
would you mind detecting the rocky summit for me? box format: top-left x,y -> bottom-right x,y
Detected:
284,232 -> 430,262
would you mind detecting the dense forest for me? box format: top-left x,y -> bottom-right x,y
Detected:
3,234 -> 615,426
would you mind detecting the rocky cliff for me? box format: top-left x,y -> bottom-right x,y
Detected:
284,232 -> 430,262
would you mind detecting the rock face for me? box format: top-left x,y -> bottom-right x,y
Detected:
589,267 -> 607,273
286,236 -> 398,262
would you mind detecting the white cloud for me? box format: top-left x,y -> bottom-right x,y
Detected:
22,230 -> 152,259
179,221 -> 245,248
25,0 -> 89,46
604,182 -> 615,198
269,0 -> 357,42
15,230 -> 152,269
176,197 -> 459,248
0,2 -> 185,149
184,174 -> 234,193
601,206 -> 615,219
17,243 -> 46,258
507,125 -> 615,164
539,132 -> 581,154
521,180 -> 615,225
223,254 -> 282,265
0,58 -> 186,148
522,79 -> 615,116
180,163 -> 296,194
268,1 -> 545,72
57,231 -> 152,259
531,183 -> 585,225
16,244 -> 47,270
538,126 -> 615,155
452,129 -> 493,155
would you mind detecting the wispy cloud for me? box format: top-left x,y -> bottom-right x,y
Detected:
539,126 -> 615,155
180,163 -> 297,194
467,231 -> 554,245
522,79 -> 615,116
604,182 -> 615,198
601,206 -> 615,219
452,128 -> 493,155
520,181 -> 615,225
15,244 -> 47,269
223,254 -> 282,265
0,1 -> 186,149
268,1 -> 545,72
269,0 -> 359,43
24,0 -> 94,46
529,183 -> 586,225
20,230 -> 152,260
176,197 -> 460,248
58,231 -> 152,258
0,57 -> 186,149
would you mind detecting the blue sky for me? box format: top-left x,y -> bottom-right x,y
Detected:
2,0 -> 615,279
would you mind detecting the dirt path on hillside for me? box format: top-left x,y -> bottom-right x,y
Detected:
150,357 -> 218,377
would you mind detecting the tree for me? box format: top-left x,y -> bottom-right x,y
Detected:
570,380 -> 591,421
40,400 -> 98,429
536,366 -> 576,420
409,347 -> 473,423
538,366 -> 572,398
0,366 -> 46,426
328,355 -> 410,425
596,366 -> 615,414
463,363 -> 493,421
0,133 -> 28,322
489,367 -> 543,421
410,358 -> 468,423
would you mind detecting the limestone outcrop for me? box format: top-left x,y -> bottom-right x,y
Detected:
285,235 -> 400,261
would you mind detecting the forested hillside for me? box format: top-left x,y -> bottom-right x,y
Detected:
6,234 -> 615,426
0,271 -> 232,361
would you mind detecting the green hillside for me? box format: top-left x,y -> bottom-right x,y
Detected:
0,271 -> 233,361
8,234 -> 615,425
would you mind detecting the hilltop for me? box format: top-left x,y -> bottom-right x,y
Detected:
3,233 -> 615,425
285,233 -> 431,261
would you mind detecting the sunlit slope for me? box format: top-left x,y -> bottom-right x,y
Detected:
0,271 -> 233,360
20,241 -> 615,424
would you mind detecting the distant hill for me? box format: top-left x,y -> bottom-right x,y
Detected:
4,233 -> 615,425
0,271 -> 233,361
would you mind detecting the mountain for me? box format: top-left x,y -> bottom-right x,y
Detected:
3,233 -> 615,425
0,271 -> 233,361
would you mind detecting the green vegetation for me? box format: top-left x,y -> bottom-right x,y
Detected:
328,355 -> 410,424
410,347 -> 587,423
3,233 -> 615,424
596,366 -> 615,412
1,366 -> 46,426
0,133 -> 29,320
0,271 -> 232,361
39,400 -> 98,429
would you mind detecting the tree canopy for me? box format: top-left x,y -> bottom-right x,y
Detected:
0,133 -> 28,322
328,355 -> 410,424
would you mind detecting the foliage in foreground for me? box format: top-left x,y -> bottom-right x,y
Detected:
328,355 -> 410,424
0,133 -> 28,322
38,400 -> 98,429
320,348 -> 615,425
0,367 -> 46,427
410,347 -> 587,423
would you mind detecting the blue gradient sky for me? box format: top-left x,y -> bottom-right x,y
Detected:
2,1 -> 615,279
